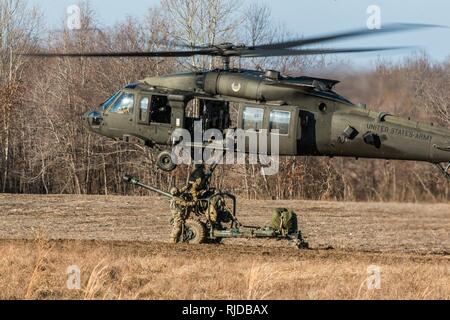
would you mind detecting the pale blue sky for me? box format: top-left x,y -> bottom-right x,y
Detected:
28,0 -> 450,65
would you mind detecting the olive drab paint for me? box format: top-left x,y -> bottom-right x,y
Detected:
26,22 -> 449,177
83,68 -> 450,177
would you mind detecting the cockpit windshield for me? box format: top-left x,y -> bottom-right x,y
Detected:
100,91 -> 121,111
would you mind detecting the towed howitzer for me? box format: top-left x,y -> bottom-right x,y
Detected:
122,174 -> 308,248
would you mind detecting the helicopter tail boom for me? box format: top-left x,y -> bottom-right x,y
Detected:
327,111 -> 450,165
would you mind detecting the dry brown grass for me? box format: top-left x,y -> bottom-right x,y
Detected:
0,194 -> 449,254
0,240 -> 448,300
0,195 -> 448,300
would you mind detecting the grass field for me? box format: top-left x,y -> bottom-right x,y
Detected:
0,194 -> 449,299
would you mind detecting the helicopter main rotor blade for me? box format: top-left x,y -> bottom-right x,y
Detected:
22,49 -> 216,58
21,23 -> 439,59
22,46 -> 410,59
239,46 -> 410,58
252,23 -> 443,50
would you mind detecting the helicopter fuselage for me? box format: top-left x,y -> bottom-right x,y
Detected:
83,69 -> 450,172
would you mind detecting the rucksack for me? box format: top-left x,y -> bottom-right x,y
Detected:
269,208 -> 298,235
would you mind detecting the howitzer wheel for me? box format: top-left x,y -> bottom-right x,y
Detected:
182,220 -> 207,244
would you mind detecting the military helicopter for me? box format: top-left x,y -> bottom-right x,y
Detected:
26,23 -> 450,179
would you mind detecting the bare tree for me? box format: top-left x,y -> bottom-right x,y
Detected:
0,0 -> 41,192
161,0 -> 241,69
0,0 -> 448,202
243,1 -> 273,46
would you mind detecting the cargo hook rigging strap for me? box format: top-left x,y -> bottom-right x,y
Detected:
436,162 -> 450,180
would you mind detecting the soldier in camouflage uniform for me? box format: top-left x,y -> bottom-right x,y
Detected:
170,164 -> 209,243
170,163 -> 236,242
169,187 -> 184,243
186,164 -> 234,226
180,164 -> 208,198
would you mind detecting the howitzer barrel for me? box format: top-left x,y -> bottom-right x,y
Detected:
123,175 -> 173,198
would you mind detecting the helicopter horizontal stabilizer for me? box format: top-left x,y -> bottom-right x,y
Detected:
435,144 -> 450,152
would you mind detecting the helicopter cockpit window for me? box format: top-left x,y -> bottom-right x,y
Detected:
243,107 -> 264,131
150,95 -> 171,124
139,97 -> 149,122
100,91 -> 120,111
109,93 -> 134,114
269,110 -> 291,135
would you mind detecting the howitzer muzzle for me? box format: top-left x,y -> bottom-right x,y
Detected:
123,175 -> 140,185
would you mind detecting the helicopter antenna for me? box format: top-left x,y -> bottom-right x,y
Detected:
222,56 -> 231,71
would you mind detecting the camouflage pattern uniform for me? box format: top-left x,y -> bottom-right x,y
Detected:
169,164 -> 235,241
182,164 -> 208,198
208,197 -> 233,225
188,164 -> 234,225
170,165 -> 208,243
169,188 -> 183,243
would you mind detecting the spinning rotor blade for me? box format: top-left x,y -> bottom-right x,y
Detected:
23,49 -> 215,58
25,45 -> 408,59
21,23 -> 443,60
252,23 -> 443,50
239,46 -> 410,58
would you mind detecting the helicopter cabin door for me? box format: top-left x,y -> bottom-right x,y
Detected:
239,104 -> 295,155
136,94 -> 174,144
297,110 -> 318,155
267,107 -> 296,155
239,105 -> 265,155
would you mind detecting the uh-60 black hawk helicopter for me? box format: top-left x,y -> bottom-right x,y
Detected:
25,23 -> 450,246
26,23 -> 450,178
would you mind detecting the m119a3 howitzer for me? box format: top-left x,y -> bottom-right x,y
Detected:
123,175 -> 308,248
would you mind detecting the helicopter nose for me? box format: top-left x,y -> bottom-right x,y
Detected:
83,110 -> 103,132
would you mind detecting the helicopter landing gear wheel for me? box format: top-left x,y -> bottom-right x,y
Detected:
182,220 -> 207,244
156,151 -> 177,172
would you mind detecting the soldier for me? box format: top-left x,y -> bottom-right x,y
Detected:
169,164 -> 209,243
169,163 -> 236,242
208,196 -> 234,228
181,163 -> 209,199
169,187 -> 184,243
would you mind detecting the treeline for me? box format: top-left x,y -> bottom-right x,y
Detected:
0,0 -> 449,202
